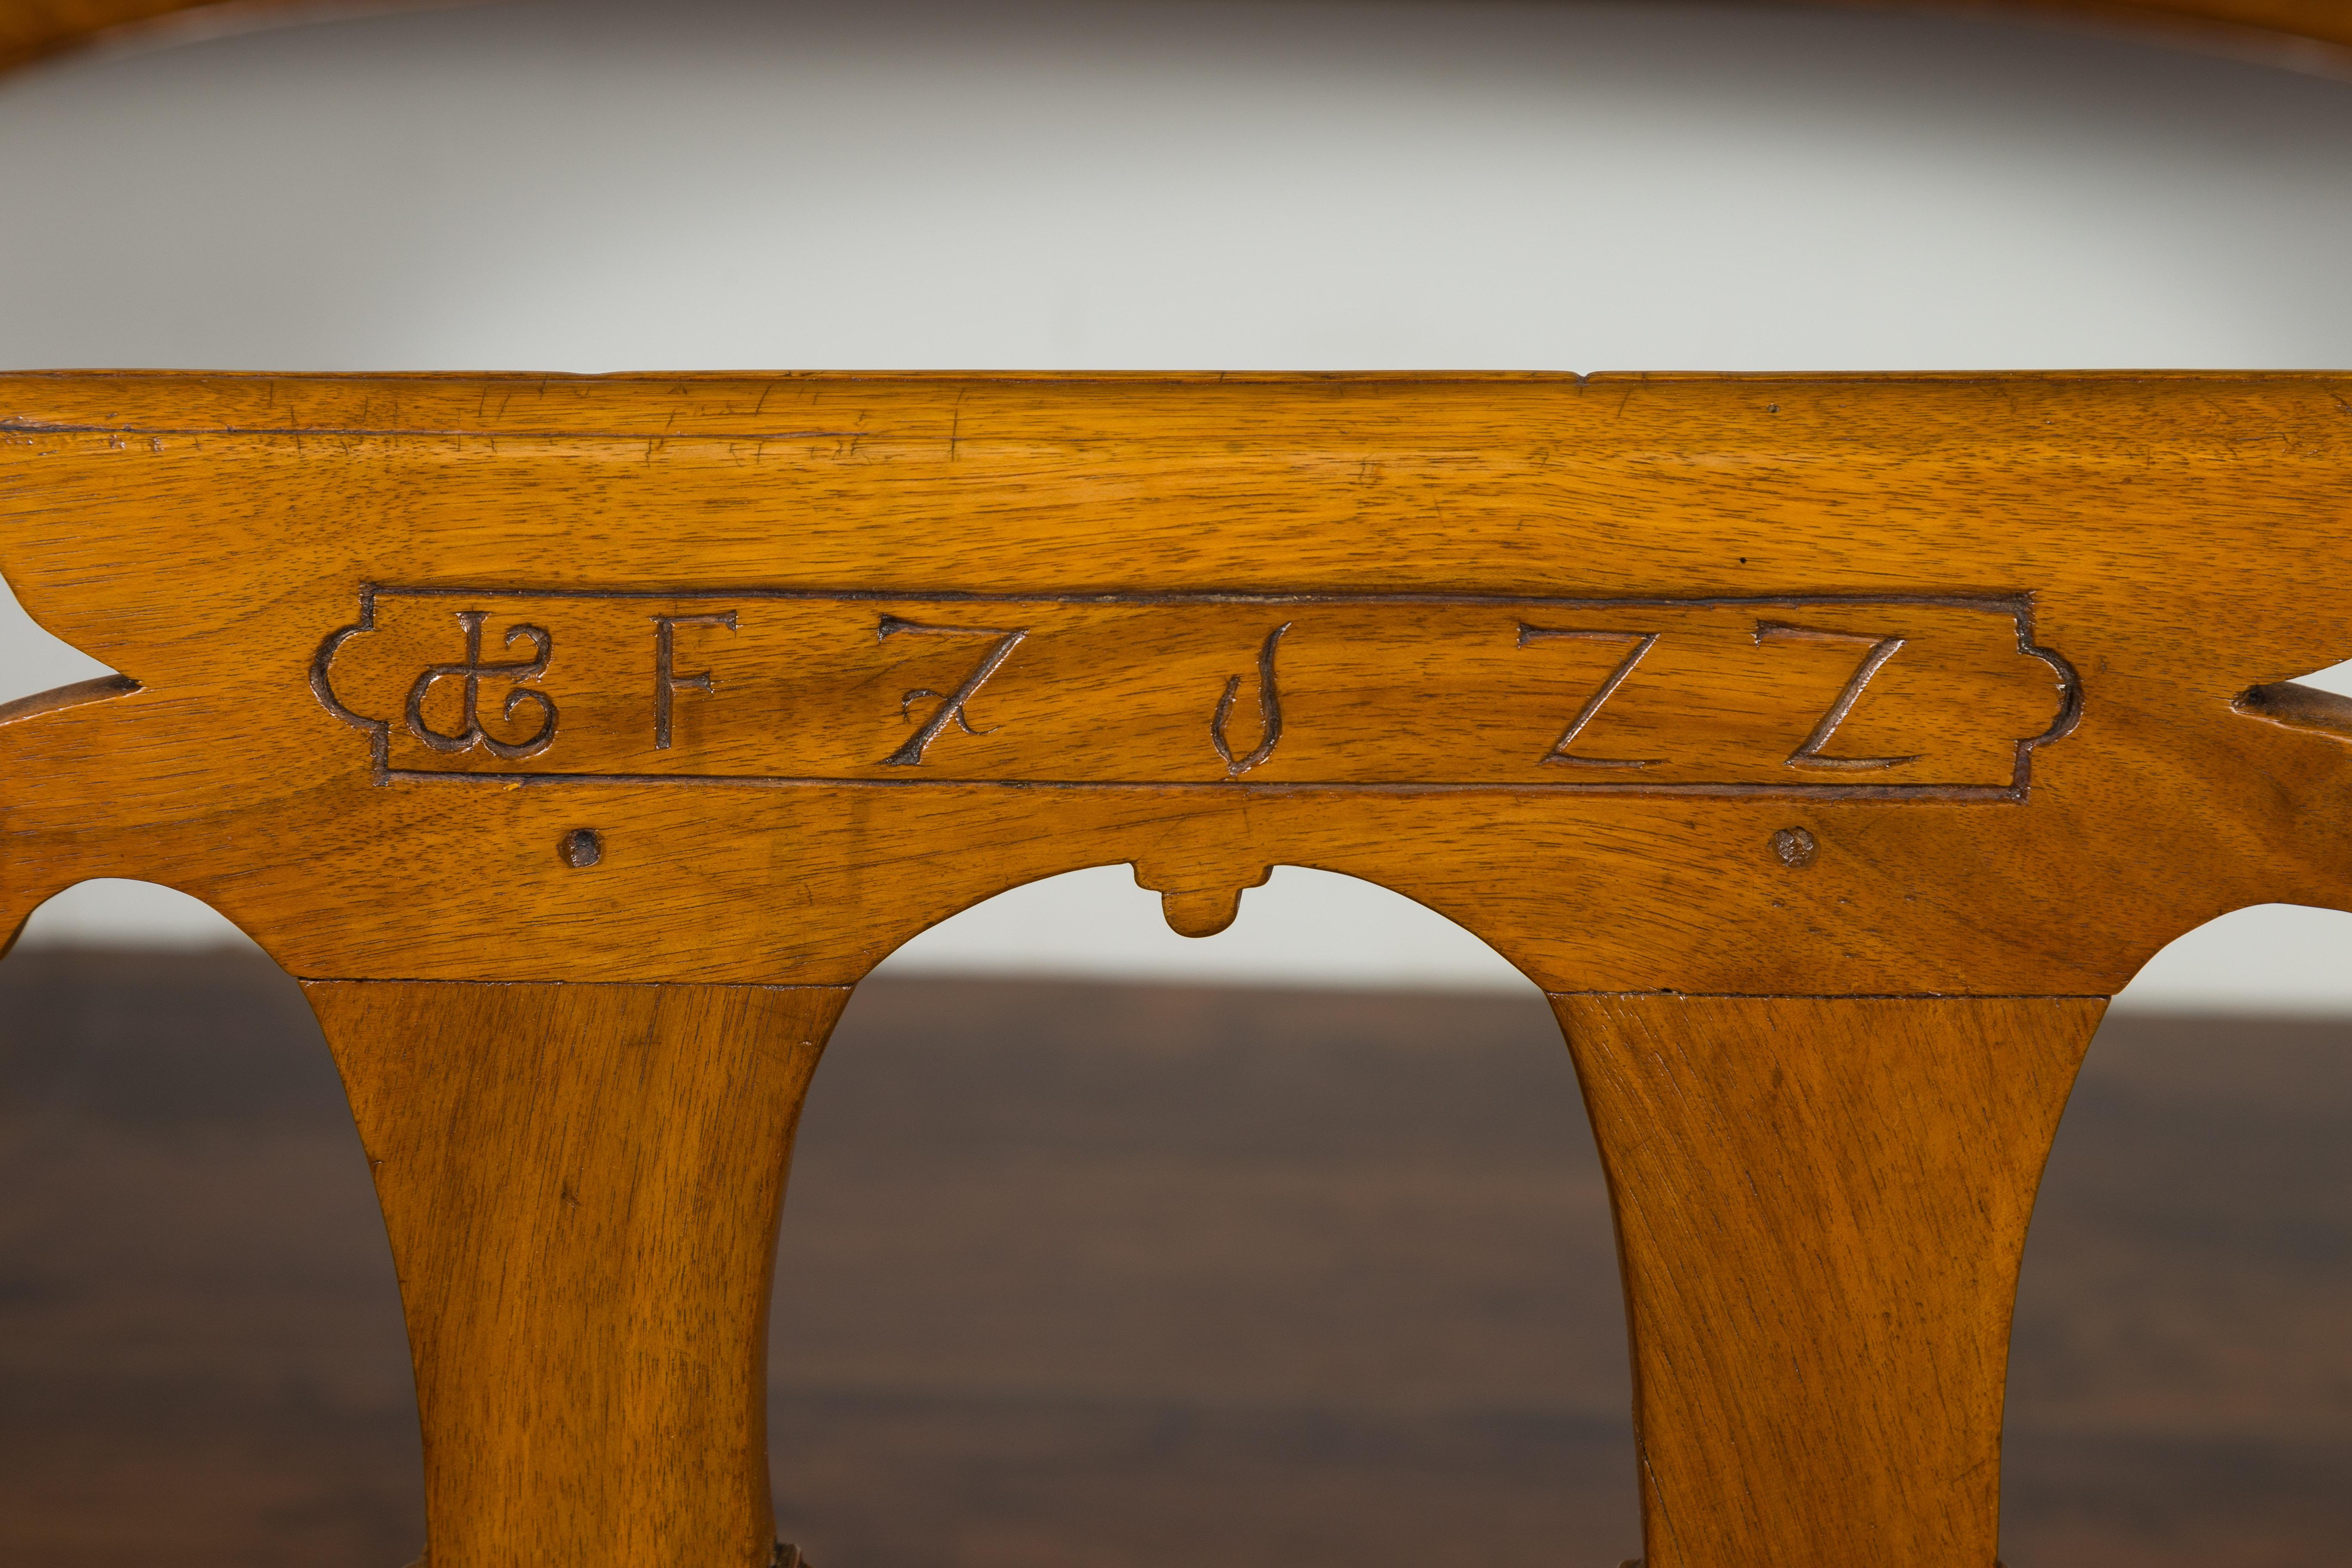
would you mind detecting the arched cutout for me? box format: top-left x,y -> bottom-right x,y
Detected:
873,864 -> 1534,992
769,867 -> 1633,1566
2005,905 -> 2352,1561
0,914 -> 425,1562
9,876 -> 259,950
2111,903 -> 2352,1014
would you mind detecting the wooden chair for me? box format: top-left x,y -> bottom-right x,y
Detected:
6,8 -> 2352,1567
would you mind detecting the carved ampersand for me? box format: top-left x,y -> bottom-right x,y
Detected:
313,589 -> 2076,798
398,609 -> 558,761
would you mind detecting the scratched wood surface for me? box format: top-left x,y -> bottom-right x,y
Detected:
7,373 -> 2352,993
8,370 -> 2352,1568
6,0 -> 2352,78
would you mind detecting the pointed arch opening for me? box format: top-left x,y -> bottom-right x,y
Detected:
870,864 -> 1535,992
8,877 -> 257,951
2005,904 -> 2352,1563
768,865 -> 1636,1567
0,880 -> 424,1565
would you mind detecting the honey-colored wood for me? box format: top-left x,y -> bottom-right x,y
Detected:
323,589 -> 2062,792
6,372 -> 2352,991
6,0 -> 2352,80
1861,0 -> 2352,63
11,3 -> 2352,1562
1556,993 -> 2102,1568
0,0 -> 328,74
6,370 -> 2349,1567
306,979 -> 846,1568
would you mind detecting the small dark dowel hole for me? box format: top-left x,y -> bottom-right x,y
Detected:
1771,827 -> 1817,868
560,829 -> 602,869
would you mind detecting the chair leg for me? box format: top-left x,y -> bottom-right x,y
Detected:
1552,993 -> 2102,1568
304,980 -> 851,1568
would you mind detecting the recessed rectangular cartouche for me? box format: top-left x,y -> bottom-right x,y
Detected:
11,369 -> 2352,995
316,587 -> 2074,797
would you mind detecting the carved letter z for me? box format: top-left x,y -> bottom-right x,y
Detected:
1518,625 -> 1663,768
1755,621 -> 1921,771
877,615 -> 1029,766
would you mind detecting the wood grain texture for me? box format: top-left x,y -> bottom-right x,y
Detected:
321,590 -> 2065,791
1556,993 -> 2102,1568
304,980 -> 847,1568
6,372 -> 2352,992
5,0 -> 2352,79
5,371 -> 2345,1567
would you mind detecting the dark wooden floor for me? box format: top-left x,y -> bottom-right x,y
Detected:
1,951 -> 2348,1567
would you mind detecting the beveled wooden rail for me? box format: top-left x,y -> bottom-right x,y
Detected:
5,369 -> 2351,1566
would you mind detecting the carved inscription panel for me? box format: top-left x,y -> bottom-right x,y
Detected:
315,591 -> 2076,797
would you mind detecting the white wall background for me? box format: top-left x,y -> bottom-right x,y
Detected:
5,0 -> 2352,1007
